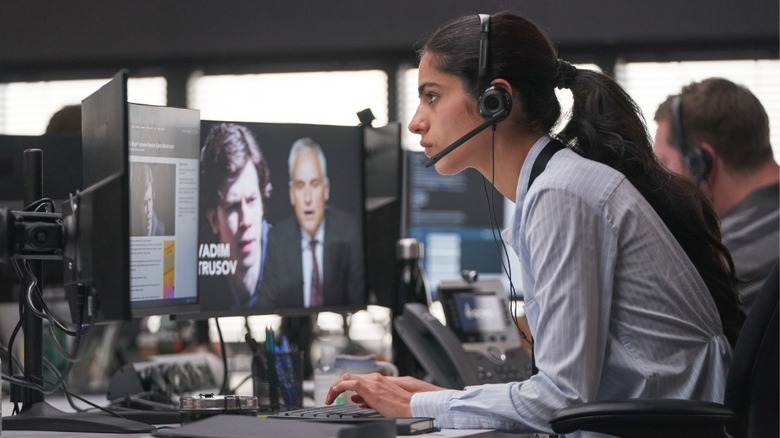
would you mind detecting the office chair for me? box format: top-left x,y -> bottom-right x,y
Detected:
549,263 -> 779,438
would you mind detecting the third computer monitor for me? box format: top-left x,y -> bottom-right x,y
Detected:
403,151 -> 509,300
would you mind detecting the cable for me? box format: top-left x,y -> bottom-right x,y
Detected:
19,260 -> 82,336
229,372 -> 253,394
481,129 -> 534,352
214,318 -> 230,395
19,262 -> 90,364
24,197 -> 56,213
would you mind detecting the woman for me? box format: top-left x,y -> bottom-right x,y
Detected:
326,13 -> 743,433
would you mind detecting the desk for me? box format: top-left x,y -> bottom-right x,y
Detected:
1,427 -> 518,438
2,396 -> 536,437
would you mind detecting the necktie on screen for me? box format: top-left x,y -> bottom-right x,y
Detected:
310,239 -> 323,307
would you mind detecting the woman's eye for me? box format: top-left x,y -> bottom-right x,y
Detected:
426,93 -> 438,104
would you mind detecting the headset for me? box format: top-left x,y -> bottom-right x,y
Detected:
424,13 -> 513,167
476,14 -> 512,122
670,94 -> 712,181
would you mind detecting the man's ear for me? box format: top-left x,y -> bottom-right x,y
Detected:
324,177 -> 330,203
289,181 -> 295,206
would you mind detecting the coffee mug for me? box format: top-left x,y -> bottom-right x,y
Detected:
332,354 -> 399,405
335,354 -> 399,376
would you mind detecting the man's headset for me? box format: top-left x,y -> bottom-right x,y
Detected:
424,14 -> 513,167
670,94 -> 712,181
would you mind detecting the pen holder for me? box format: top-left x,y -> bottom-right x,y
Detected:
253,351 -> 304,412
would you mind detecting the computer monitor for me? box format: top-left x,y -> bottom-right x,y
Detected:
196,120 -> 366,318
402,151 -> 506,300
64,73 -> 202,322
63,70 -> 133,323
363,123 -> 403,309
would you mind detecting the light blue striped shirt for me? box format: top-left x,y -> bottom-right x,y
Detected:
411,136 -> 732,436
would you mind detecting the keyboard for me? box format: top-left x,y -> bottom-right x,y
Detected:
275,404 -> 383,419
271,405 -> 436,435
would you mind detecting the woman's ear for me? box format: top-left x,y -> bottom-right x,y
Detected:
491,78 -> 512,96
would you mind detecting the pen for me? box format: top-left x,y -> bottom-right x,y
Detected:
246,333 -> 270,406
275,335 -> 300,408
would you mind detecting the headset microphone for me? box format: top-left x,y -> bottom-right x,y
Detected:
423,108 -> 508,168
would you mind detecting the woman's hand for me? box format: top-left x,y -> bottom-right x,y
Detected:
325,373 -> 443,417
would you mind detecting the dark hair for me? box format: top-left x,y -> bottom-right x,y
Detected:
655,77 -> 773,173
200,123 -> 272,211
421,13 -> 744,346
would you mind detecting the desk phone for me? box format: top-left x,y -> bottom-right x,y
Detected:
394,279 -> 532,389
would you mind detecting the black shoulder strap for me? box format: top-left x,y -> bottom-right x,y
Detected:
528,139 -> 565,191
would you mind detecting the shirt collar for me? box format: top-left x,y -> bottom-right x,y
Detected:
300,219 -> 326,250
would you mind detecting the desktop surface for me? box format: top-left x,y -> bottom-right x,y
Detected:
1,423 -> 514,438
1,394 -> 523,438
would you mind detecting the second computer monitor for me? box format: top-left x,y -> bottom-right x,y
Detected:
197,121 -> 366,318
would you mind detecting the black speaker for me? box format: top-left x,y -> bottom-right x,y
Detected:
476,14 -> 512,121
671,94 -> 712,181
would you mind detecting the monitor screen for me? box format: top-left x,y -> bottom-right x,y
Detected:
442,290 -> 508,338
197,121 -> 366,318
403,151 -> 506,300
127,103 -> 200,317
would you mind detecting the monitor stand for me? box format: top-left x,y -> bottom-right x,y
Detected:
1,149 -> 154,434
2,401 -> 156,433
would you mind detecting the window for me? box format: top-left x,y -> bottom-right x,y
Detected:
188,70 -> 388,127
0,77 -> 167,135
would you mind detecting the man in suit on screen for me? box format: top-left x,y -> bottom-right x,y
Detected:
260,137 -> 364,309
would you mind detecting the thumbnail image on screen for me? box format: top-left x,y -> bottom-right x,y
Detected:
197,121 -> 366,317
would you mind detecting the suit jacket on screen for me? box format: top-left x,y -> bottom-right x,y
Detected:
259,207 -> 364,309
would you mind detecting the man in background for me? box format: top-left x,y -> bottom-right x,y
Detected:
260,137 -> 364,309
654,77 -> 779,313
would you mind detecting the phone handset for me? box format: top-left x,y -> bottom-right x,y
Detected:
393,302 -> 481,389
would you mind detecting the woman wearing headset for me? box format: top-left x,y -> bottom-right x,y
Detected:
327,12 -> 742,434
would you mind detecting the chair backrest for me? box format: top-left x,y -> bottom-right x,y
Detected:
723,263 -> 779,438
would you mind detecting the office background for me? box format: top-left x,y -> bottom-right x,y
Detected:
0,0 -> 778,355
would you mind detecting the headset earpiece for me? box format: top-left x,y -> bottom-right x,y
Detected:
479,85 -> 512,121
477,14 -> 512,123
686,147 -> 713,181
671,94 -> 711,181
